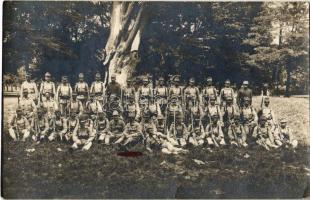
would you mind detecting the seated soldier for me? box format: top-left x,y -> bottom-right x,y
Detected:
187,107 -> 205,146
65,112 -> 79,142
95,112 -> 110,143
155,115 -> 166,135
115,112 -> 143,148
142,111 -> 166,152
106,110 -> 126,144
253,115 -> 277,150
205,114 -> 226,147
203,95 -> 223,127
227,114 -> 247,147
222,96 -> 239,135
166,95 -> 183,128
124,94 -> 140,123
48,110 -> 68,141
19,88 -> 37,119
41,92 -> 58,120
240,96 -> 258,137
32,107 -> 49,142
71,113 -> 95,151
168,112 -> 189,147
9,107 -> 31,141
274,118 -> 298,149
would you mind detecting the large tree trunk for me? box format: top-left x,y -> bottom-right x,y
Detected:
103,2 -> 148,87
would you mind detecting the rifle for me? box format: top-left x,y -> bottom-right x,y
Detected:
173,110 -> 176,137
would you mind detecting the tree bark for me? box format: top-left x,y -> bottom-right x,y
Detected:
103,2 -> 148,87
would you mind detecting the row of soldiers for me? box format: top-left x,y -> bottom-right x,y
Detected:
9,72 -> 297,153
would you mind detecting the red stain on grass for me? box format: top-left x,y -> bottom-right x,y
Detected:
117,151 -> 143,157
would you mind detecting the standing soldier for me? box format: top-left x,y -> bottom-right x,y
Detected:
122,79 -> 136,107
237,80 -> 253,107
20,73 -> 38,102
227,114 -> 247,147
184,78 -> 200,110
274,119 -> 298,148
169,76 -> 183,103
240,97 -> 258,137
90,73 -> 105,106
65,112 -> 79,142
18,89 -> 37,118
137,76 -> 153,110
71,113 -> 95,151
168,112 -> 189,147
257,97 -> 277,130
202,76 -> 218,106
220,79 -> 235,108
115,112 -> 143,147
68,92 -> 83,116
204,95 -> 223,127
56,76 -> 72,117
166,95 -> 183,128
32,107 -> 50,142
205,114 -> 226,147
261,83 -> 271,108
252,115 -> 277,150
41,92 -> 58,121
48,110 -> 67,141
106,111 -> 126,144
9,107 -> 31,141
95,112 -> 110,143
75,73 -> 89,107
154,77 -> 169,114
85,93 -> 103,121
39,72 -> 56,103
106,74 -> 122,99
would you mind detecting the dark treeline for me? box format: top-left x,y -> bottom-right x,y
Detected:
3,2 -> 309,95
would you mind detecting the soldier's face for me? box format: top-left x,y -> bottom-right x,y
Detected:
96,76 -> 100,81
159,80 -> 164,85
280,123 -> 286,128
264,101 -> 269,106
17,111 -> 22,117
26,76 -> 30,81
243,84 -> 248,89
210,100 -> 215,105
158,119 -> 163,125
111,78 -> 116,83
261,120 -> 266,126
113,115 -> 118,121
244,101 -> 249,106
189,81 -> 194,86
63,79 -> 67,84
45,76 -> 51,81
227,100 -> 232,105
79,77 -> 84,82
72,95 -> 77,100
23,92 -> 28,98
225,83 -> 230,87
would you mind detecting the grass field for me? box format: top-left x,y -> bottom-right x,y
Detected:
2,96 -> 310,198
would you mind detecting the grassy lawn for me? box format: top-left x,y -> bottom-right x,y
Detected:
2,96 -> 309,198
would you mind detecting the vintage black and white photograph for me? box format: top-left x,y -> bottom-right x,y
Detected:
2,1 -> 309,198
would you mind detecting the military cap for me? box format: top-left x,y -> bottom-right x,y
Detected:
143,76 -> 148,82
159,77 -> 164,81
79,113 -> 89,122
126,78 -> 131,82
157,115 -> 164,120
72,92 -> 77,96
16,107 -> 23,112
211,114 -> 219,119
23,88 -> 28,93
62,76 -> 68,80
234,113 -> 240,119
280,118 -> 287,123
90,93 -> 95,97
143,111 -> 150,118
176,112 -> 183,119
45,72 -> 51,77
78,73 -> 84,78
98,111 -> 105,116
112,110 -> 119,116
37,107 -> 45,113
243,80 -> 249,85
226,96 -> 233,100
95,73 -> 101,78
25,73 -> 31,77
207,77 -> 213,81
70,112 -> 77,117
189,78 -> 195,83
263,83 -> 269,87
128,112 -> 136,118
209,95 -> 216,100
225,79 -> 231,84
111,74 -> 116,78
264,97 -> 270,102
55,110 -> 61,114
173,76 -> 180,82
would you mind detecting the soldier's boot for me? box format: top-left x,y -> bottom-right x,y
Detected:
72,143 -> 78,149
82,142 -> 92,151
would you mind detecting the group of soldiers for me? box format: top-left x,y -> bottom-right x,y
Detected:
8,72 -> 298,153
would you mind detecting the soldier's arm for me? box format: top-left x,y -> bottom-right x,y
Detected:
42,118 -> 49,134
218,125 -> 224,138
56,86 -> 60,102
25,117 -> 31,130
52,83 -> 56,97
39,83 -> 44,95
253,108 -> 258,123
20,83 -> 24,99
72,123 -> 79,143
9,115 -> 16,128
61,118 -> 68,134
90,83 -> 94,94
287,128 -> 295,143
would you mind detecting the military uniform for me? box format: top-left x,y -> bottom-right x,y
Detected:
237,81 -> 253,107
90,73 -> 105,105
72,114 -> 95,150
86,96 -> 103,120
240,97 -> 258,136
56,76 -> 72,116
168,113 -> 189,147
253,116 -> 276,150
154,80 -> 168,114
166,96 -> 183,128
227,116 -> 247,147
187,122 -> 205,146
106,74 -> 121,98
122,79 -> 136,106
39,72 -> 56,102
124,97 -> 140,122
41,94 -> 58,120
138,77 -> 153,109
106,111 -> 126,144
66,113 -> 79,141
75,73 -> 89,106
48,112 -> 68,141
19,90 -> 37,118
205,115 -> 226,147
202,77 -> 218,105
68,95 -> 84,116
95,113 -> 110,142
274,119 -> 298,148
220,80 -> 235,107
9,108 -> 31,141
20,74 -> 38,101
32,108 -> 50,141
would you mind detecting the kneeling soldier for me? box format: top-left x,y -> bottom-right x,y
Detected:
227,114 -> 247,147
205,114 -> 226,147
9,107 -> 31,141
241,97 -> 258,137
253,115 -> 277,150
274,119 -> 298,149
72,113 -> 95,151
96,112 -> 110,142
66,112 -> 79,142
48,110 -> 67,141
32,107 -> 49,141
